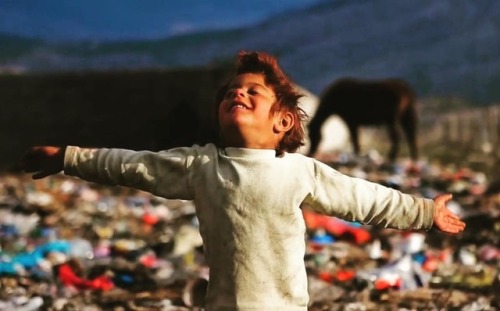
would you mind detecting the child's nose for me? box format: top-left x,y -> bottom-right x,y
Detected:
235,88 -> 245,98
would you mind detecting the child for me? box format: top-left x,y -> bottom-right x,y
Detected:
22,51 -> 465,311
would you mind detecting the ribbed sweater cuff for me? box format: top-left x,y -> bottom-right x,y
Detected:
421,198 -> 435,230
63,145 -> 79,176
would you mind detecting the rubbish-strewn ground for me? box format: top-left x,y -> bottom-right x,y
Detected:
0,152 -> 498,311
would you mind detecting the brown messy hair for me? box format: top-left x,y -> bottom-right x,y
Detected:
215,51 -> 307,154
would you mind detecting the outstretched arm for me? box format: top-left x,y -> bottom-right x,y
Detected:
432,194 -> 465,234
28,145 -> 194,200
305,160 -> 465,233
21,146 -> 66,179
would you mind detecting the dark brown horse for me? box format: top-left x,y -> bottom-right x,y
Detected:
307,78 -> 418,161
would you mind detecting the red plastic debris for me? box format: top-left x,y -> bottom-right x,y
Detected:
318,271 -> 335,283
142,212 -> 159,225
139,253 -> 157,268
374,278 -> 402,290
303,210 -> 371,244
58,262 -> 114,291
334,270 -> 356,282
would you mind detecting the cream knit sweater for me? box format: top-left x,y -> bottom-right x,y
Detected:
64,144 -> 434,311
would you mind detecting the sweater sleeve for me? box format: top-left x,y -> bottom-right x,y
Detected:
304,160 -> 434,230
63,146 -> 195,200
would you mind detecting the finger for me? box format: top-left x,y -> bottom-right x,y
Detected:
442,225 -> 464,234
436,217 -> 466,232
446,224 -> 466,233
445,221 -> 466,231
445,216 -> 465,225
22,162 -> 41,173
452,217 -> 465,225
32,171 -> 51,180
435,193 -> 453,204
24,168 -> 39,174
443,228 -> 462,234
450,225 -> 465,232
444,220 -> 465,231
445,212 -> 461,220
440,209 -> 461,221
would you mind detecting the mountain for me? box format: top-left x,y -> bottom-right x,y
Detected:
1,0 -> 499,104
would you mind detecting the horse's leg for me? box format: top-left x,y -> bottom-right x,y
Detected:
347,122 -> 360,156
386,122 -> 400,162
400,111 -> 419,161
307,105 -> 331,157
308,124 -> 322,157
307,118 -> 323,157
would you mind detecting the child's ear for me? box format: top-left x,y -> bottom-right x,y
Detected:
274,111 -> 294,133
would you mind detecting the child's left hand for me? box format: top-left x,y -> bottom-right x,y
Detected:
433,194 -> 466,234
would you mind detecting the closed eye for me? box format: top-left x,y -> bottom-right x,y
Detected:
224,87 -> 259,98
248,88 -> 259,95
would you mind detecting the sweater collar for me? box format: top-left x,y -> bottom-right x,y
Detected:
223,147 -> 276,158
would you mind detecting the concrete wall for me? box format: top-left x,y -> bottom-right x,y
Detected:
0,67 -> 232,169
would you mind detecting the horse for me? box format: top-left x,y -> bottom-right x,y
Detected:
307,78 -> 418,162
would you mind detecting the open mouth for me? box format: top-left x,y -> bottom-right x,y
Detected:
229,101 -> 250,111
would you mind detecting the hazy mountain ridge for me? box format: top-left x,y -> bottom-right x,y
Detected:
1,0 -> 499,103
0,33 -> 42,60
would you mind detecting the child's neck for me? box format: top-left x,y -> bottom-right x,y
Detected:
225,141 -> 277,150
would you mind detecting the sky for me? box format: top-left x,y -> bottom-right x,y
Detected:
0,0 -> 322,41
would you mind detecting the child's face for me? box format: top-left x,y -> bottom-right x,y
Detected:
218,73 -> 285,149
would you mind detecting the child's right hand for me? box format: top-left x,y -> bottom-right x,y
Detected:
432,194 -> 466,234
21,146 -> 66,179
